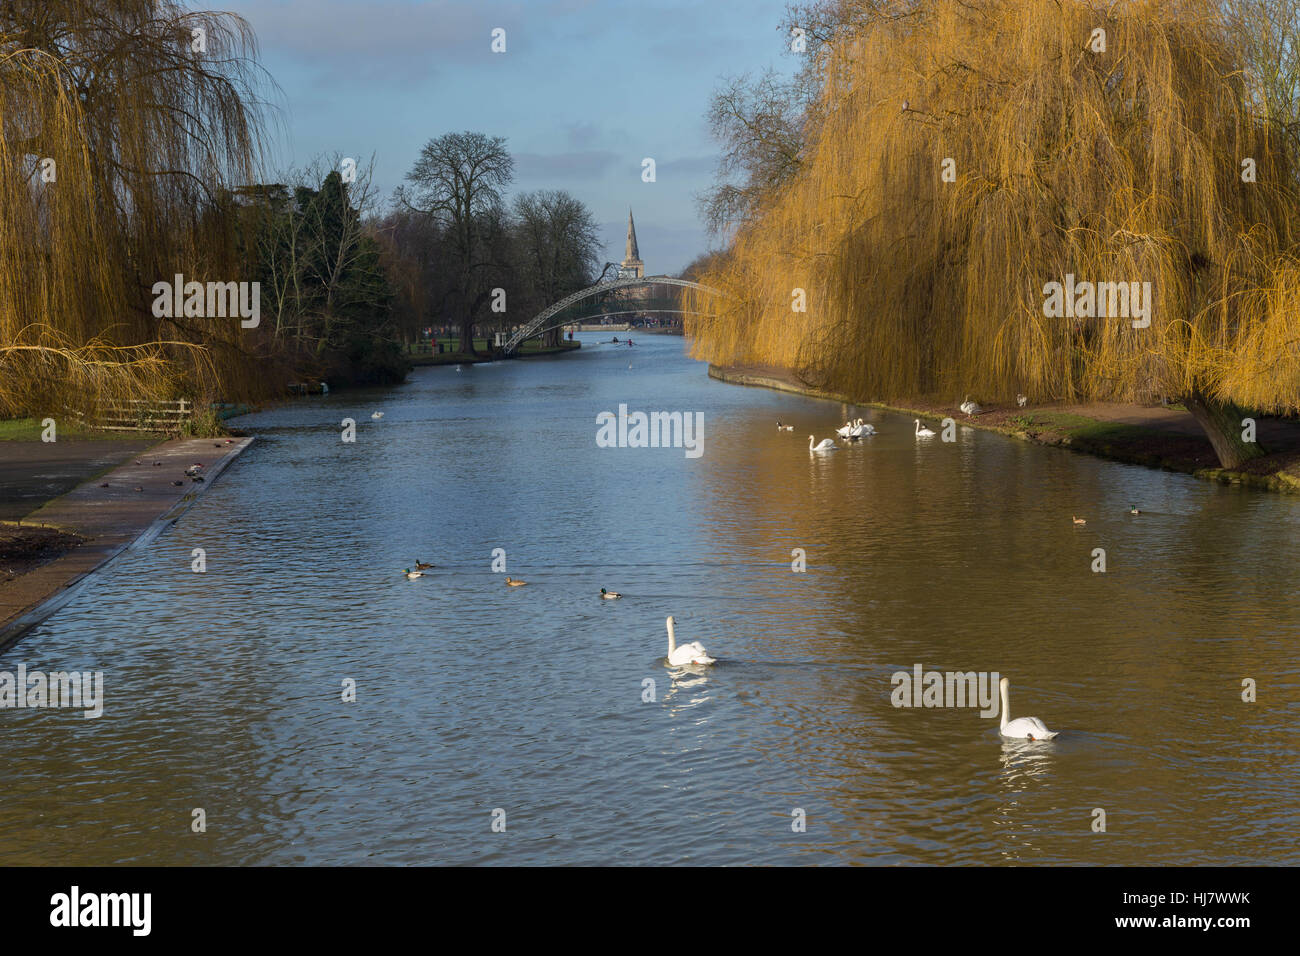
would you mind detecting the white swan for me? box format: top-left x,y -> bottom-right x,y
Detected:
809,435 -> 838,452
914,419 -> 936,438
959,397 -> 982,416
850,418 -> 876,438
835,421 -> 853,439
665,616 -> 715,665
998,677 -> 1058,740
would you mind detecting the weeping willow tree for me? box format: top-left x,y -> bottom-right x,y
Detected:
0,0 -> 270,419
688,0 -> 1300,467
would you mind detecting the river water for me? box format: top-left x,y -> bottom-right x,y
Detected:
3,332 -> 1297,865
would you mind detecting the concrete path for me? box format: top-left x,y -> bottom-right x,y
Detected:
0,436 -> 253,648
0,437 -> 157,520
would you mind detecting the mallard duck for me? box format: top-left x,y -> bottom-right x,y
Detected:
403,568 -> 423,580
600,588 -> 622,599
505,576 -> 527,587
1072,515 -> 1087,525
1128,505 -> 1141,515
414,560 -> 434,570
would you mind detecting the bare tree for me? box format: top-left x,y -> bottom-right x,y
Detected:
512,190 -> 600,346
398,131 -> 514,354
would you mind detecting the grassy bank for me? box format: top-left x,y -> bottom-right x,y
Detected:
0,418 -> 170,442
709,364 -> 1300,494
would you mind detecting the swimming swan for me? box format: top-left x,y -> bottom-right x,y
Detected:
665,616 -> 715,665
998,677 -> 1058,740
809,435 -> 838,452
850,419 -> 875,438
914,419 -> 936,438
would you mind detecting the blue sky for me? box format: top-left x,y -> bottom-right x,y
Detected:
222,0 -> 800,274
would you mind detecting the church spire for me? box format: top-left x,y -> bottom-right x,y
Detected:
620,208 -> 644,278
625,208 -> 640,262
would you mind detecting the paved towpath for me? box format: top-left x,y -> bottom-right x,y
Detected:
0,436 -> 253,648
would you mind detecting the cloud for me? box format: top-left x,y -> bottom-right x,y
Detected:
514,150 -> 620,181
226,0 -> 534,82
657,155 -> 717,176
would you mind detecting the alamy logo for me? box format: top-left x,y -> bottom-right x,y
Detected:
891,664 -> 1000,717
151,273 -> 260,328
0,664 -> 103,718
50,886 -> 150,936
1042,274 -> 1151,328
596,403 -> 704,459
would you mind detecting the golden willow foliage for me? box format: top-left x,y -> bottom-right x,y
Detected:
686,0 -> 1300,417
0,0 -> 267,417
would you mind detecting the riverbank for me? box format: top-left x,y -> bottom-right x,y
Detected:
407,339 -> 581,366
709,363 -> 1300,494
0,435 -> 254,648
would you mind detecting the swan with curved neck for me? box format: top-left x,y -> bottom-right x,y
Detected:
665,616 -> 715,665
999,677 -> 1058,740
809,435 -> 838,452
914,419 -> 936,438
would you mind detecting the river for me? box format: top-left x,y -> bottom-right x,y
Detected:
2,332 -> 1297,864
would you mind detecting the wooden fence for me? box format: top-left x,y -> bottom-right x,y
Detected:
89,399 -> 192,432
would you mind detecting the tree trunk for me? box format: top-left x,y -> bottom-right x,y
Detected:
1181,387 -> 1266,468
460,315 -> 476,356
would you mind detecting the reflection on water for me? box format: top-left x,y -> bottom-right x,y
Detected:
0,332 -> 1297,865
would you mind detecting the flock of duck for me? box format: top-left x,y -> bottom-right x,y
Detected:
399,562 -> 718,666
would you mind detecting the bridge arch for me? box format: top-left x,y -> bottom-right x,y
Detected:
502,276 -> 724,354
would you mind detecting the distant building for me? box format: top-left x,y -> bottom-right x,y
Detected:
617,209 -> 644,279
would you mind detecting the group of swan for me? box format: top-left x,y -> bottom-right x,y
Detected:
835,418 -> 876,440
660,620 -> 1056,739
